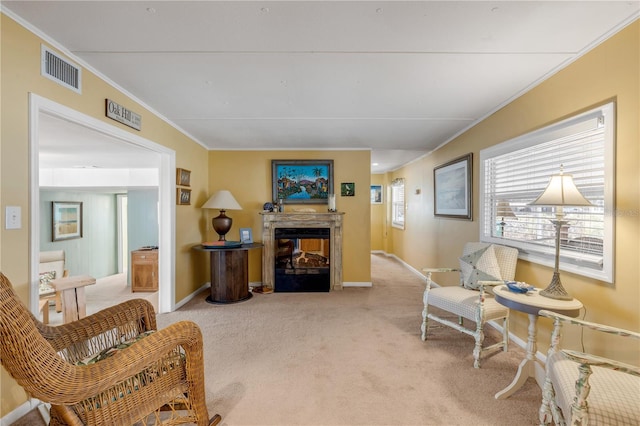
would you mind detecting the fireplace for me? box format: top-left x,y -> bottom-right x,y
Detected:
260,212 -> 344,291
275,227 -> 330,292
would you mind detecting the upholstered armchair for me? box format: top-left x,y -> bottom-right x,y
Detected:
421,242 -> 519,368
0,272 -> 221,426
539,310 -> 640,426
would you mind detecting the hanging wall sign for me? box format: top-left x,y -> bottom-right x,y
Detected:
105,99 -> 142,131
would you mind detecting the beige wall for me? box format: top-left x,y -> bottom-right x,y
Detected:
206,151 -> 372,285
0,14 -> 211,415
385,21 -> 639,363
370,174 -> 386,251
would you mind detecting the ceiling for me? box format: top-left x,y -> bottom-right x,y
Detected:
4,1 -> 639,173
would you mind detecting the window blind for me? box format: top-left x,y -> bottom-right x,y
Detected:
479,102 -> 614,282
391,178 -> 405,229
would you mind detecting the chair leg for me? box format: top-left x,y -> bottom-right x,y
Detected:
473,322 -> 484,369
539,376 -> 556,425
55,292 -> 62,313
39,299 -> 49,324
209,414 -> 222,425
421,298 -> 429,341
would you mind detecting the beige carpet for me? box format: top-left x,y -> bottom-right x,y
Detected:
15,254 -> 541,425
43,273 -> 158,326
157,253 -> 541,426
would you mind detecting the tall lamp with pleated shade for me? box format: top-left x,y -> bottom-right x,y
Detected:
202,190 -> 243,241
529,166 -> 593,300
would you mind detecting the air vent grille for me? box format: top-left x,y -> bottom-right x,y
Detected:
41,45 -> 81,93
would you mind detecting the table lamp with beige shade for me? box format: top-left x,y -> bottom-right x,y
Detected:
202,190 -> 243,241
528,166 -> 593,300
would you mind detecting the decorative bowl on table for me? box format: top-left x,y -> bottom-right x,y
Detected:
506,281 -> 535,294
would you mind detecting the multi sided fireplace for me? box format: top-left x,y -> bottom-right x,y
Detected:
275,227 -> 330,292
260,212 -> 344,292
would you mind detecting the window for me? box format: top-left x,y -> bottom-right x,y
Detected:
479,102 -> 615,282
391,178 -> 405,229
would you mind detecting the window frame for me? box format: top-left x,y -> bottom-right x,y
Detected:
479,102 -> 615,283
391,178 -> 405,230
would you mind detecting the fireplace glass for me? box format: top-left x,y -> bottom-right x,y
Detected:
274,228 -> 330,292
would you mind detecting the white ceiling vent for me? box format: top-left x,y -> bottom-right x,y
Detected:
41,45 -> 82,94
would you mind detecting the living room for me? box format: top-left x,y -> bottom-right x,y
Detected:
1,2 -> 638,424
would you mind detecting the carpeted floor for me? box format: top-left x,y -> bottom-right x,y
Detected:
42,272 -> 158,326
13,254 -> 542,425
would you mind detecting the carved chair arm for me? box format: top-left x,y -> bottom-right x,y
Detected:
562,349 -> 640,377
422,268 -> 460,290
540,309 -> 640,359
477,280 -> 506,296
422,268 -> 459,273
539,310 -> 640,340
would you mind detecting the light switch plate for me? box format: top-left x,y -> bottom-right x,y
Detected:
5,206 -> 21,229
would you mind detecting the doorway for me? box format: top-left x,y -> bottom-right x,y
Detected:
29,94 -> 176,314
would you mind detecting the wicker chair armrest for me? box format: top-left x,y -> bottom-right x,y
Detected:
561,349 -> 640,377
38,298 -> 157,352
539,310 -> 640,340
38,320 -> 203,405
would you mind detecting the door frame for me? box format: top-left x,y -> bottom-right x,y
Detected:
29,94 -> 176,314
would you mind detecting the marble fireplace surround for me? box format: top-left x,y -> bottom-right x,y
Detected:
260,212 -> 344,291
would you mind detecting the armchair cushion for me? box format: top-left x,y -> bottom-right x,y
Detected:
76,330 -> 156,366
548,351 -> 640,425
39,270 -> 57,296
459,244 -> 502,290
427,286 -> 508,321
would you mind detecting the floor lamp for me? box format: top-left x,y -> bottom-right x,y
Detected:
202,190 -> 243,241
529,167 -> 593,300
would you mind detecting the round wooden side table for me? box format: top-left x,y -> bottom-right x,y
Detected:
194,243 -> 263,304
493,284 -> 583,399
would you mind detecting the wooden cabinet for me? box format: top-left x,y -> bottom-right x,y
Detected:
131,249 -> 158,292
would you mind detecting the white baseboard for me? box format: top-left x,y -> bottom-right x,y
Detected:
343,281 -> 372,287
372,250 -> 546,363
376,251 -> 426,280
173,282 -> 210,311
0,398 -> 43,426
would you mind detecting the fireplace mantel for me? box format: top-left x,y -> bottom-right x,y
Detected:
260,212 -> 344,291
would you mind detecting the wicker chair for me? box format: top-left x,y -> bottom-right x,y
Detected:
0,272 -> 221,426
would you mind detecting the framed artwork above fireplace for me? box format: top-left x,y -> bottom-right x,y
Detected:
272,159 -> 333,204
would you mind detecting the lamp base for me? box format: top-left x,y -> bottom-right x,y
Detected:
212,210 -> 233,241
539,272 -> 573,300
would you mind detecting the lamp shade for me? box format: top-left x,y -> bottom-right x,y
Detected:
529,172 -> 593,207
201,190 -> 242,210
497,201 -> 516,218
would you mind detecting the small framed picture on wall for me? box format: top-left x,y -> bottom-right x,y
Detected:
177,188 -> 191,205
370,185 -> 383,204
176,168 -> 191,187
341,182 -> 355,196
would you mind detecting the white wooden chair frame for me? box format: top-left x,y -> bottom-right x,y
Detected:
421,242 -> 518,368
539,310 -> 640,426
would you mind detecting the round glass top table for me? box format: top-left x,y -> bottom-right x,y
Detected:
493,284 -> 583,400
